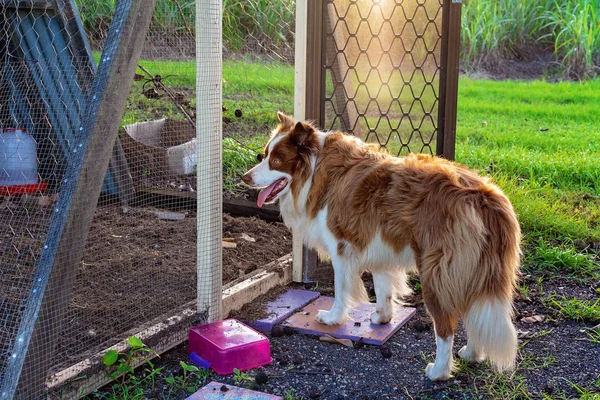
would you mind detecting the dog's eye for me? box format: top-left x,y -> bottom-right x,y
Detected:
271,158 -> 281,166
256,153 -> 264,162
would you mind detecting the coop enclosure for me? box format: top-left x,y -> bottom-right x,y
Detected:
0,0 -> 460,398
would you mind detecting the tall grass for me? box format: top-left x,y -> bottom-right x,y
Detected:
461,0 -> 553,63
462,0 -> 600,78
75,0 -> 196,37
222,0 -> 295,52
544,0 -> 600,78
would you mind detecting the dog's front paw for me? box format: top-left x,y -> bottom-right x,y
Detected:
315,309 -> 345,326
425,363 -> 453,381
370,309 -> 392,325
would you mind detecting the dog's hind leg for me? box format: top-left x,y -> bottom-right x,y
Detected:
457,337 -> 485,363
422,286 -> 459,381
316,254 -> 361,326
371,271 -> 394,324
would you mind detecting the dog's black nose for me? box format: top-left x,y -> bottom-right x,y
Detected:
242,173 -> 253,185
256,153 -> 264,162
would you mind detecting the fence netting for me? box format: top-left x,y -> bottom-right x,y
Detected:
324,0 -> 442,156
0,0 -> 446,396
1,0 -> 295,398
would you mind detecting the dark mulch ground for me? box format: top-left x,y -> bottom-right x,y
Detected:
112,269 -> 600,400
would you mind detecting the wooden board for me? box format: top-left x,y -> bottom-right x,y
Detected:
16,1 -> 157,397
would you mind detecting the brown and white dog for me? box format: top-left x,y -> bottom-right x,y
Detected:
242,112 -> 521,381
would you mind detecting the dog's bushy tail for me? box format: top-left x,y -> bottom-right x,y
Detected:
464,297 -> 518,371
464,188 -> 521,371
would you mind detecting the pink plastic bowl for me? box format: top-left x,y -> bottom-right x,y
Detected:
188,319 -> 272,375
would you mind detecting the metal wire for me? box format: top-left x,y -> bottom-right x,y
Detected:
324,0 -> 442,156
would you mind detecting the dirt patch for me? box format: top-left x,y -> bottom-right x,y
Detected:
128,270 -> 600,400
222,213 -> 292,283
0,201 -> 291,373
462,50 -> 564,81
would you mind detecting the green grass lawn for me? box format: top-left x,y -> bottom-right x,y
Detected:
456,78 -> 600,245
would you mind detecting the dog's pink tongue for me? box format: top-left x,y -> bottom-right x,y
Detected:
257,182 -> 278,208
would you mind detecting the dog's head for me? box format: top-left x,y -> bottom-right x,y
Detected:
242,112 -> 318,207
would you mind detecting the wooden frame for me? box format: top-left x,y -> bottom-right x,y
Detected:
196,0 -> 223,323
436,0 -> 463,160
292,0 -> 324,283
293,0 -> 461,282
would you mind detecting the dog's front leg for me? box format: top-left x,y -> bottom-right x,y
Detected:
316,255 -> 353,325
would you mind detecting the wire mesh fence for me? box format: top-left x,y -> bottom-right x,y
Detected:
304,0 -> 452,282
1,0 -> 298,397
323,0 -> 443,156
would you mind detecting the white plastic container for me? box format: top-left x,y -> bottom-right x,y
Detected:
0,128 -> 39,186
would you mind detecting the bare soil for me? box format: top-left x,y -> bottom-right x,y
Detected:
0,201 -> 291,373
462,50 -> 563,81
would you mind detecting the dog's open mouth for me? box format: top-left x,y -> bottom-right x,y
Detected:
257,178 -> 289,207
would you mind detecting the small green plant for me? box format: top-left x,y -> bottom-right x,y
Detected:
96,336 -> 161,399
548,296 -> 600,322
165,361 -> 210,393
283,388 -> 298,400
102,336 -> 158,382
526,239 -> 599,279
560,377 -> 600,399
233,368 -> 253,386
586,327 -> 600,344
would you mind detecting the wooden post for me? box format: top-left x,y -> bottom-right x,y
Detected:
196,0 -> 223,322
293,0 -> 324,282
15,1 -> 157,397
436,0 -> 462,160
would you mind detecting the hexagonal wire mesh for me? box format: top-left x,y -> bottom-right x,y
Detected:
324,0 -> 443,155
0,0 -> 295,398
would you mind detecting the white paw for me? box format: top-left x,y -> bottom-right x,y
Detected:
370,309 -> 392,325
425,363 -> 453,381
315,309 -> 345,326
458,345 -> 485,363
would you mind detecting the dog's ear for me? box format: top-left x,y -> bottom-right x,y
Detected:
291,121 -> 314,147
277,112 -> 294,129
